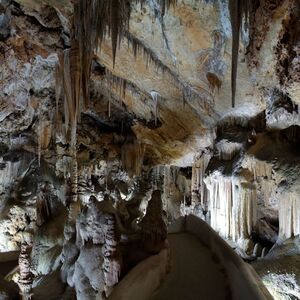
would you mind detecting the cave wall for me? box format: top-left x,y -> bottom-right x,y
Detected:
0,0 -> 300,298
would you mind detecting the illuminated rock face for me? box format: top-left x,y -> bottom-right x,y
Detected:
0,0 -> 299,298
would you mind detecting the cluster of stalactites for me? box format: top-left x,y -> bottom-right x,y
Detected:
241,155 -> 273,180
55,0 -> 178,173
279,192 -> 300,242
55,0 -> 253,143
215,140 -> 242,161
136,0 -> 177,16
121,139 -> 145,177
55,0 -> 132,145
163,166 -> 178,197
18,242 -> 34,300
56,0 -> 177,136
205,172 -> 257,242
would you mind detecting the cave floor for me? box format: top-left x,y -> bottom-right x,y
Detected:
150,233 -> 230,300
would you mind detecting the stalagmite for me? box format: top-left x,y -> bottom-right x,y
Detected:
106,69 -> 127,103
36,183 -> 51,227
140,190 -> 167,253
228,0 -> 252,107
74,196 -> 121,297
152,165 -> 162,189
215,140 -> 242,161
18,242 -> 34,300
103,214 -> 121,297
162,165 -> 178,216
191,152 -> 211,209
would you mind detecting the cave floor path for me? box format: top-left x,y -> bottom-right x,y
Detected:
150,233 -> 230,300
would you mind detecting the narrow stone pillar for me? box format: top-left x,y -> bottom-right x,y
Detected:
18,242 -> 34,300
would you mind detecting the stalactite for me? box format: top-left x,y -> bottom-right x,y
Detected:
55,64 -> 62,124
121,138 -> 145,177
124,31 -> 169,73
259,180 -> 274,207
191,153 -> 211,209
54,62 -> 65,146
162,165 -> 190,220
36,183 -> 51,227
150,90 -> 160,126
57,0 -> 180,146
162,165 -> 173,218
279,192 -> 300,241
70,145 -> 79,204
228,0 -> 251,107
106,69 -> 127,104
153,165 -> 161,189
97,67 -> 129,104
163,165 -> 178,199
232,182 -> 257,242
241,156 -> 273,180
124,31 -> 213,111
58,0 -> 130,145
100,62 -> 213,123
205,174 -> 233,238
205,172 -> 257,245
73,0 -> 177,110
58,24 -> 80,223
162,166 -> 169,218
136,0 -> 177,17
159,0 -> 177,15
215,140 -> 242,160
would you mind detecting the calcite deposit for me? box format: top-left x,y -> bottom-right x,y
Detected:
0,0 -> 299,299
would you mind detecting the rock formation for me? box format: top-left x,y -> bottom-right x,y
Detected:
0,0 -> 299,298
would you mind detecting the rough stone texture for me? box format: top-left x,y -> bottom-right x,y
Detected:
0,0 -> 299,299
18,242 -> 34,298
253,236 -> 300,300
0,13 -> 10,40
